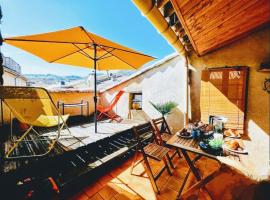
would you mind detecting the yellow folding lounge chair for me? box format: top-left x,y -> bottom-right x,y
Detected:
0,86 -> 72,159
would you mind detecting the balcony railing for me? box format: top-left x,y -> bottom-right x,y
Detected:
2,56 -> 22,74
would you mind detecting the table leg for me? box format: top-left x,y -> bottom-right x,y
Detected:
177,150 -> 222,200
181,168 -> 223,199
181,149 -> 201,180
177,153 -> 202,199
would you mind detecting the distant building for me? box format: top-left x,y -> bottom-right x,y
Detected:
2,56 -> 27,86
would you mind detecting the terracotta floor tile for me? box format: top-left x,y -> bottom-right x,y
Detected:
67,191 -> 89,200
114,191 -> 142,200
158,187 -> 178,200
114,193 -> 135,200
172,166 -> 189,180
98,185 -> 118,200
166,176 -> 183,191
67,152 -> 257,200
98,174 -> 114,187
83,182 -> 103,198
89,193 -> 103,200
110,166 -> 127,178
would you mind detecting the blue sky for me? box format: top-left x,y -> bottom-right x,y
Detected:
0,0 -> 174,76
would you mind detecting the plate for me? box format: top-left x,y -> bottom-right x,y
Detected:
223,129 -> 241,138
222,144 -> 248,154
176,131 -> 193,139
222,140 -> 248,154
199,141 -> 223,156
224,133 -> 241,139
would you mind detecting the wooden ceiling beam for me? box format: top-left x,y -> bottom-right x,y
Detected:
164,4 -> 175,18
167,13 -> 179,26
171,21 -> 181,32
156,0 -> 170,9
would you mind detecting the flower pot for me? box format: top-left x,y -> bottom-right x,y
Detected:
132,102 -> 140,110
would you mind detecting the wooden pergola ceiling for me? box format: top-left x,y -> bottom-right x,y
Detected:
169,0 -> 270,55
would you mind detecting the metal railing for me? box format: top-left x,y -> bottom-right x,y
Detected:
2,56 -> 22,74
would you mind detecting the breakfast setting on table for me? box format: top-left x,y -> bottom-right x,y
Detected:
176,116 -> 248,156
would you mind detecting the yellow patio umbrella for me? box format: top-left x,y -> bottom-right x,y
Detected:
4,26 -> 155,133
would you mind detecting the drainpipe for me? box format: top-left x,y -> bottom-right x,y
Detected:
185,54 -> 189,126
132,0 -> 189,125
14,73 -> 21,86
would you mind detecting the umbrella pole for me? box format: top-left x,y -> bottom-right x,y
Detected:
94,43 -> 98,133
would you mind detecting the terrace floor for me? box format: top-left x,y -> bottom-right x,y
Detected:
44,119 -> 144,150
67,151 -> 259,200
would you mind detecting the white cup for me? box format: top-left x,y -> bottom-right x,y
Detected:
213,133 -> 223,140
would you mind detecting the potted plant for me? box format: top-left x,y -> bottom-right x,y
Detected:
132,99 -> 141,110
149,101 -> 178,117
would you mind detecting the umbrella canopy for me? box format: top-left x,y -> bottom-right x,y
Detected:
4,26 -> 154,69
4,26 -> 155,132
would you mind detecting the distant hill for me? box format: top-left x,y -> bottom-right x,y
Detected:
24,71 -> 134,87
24,74 -> 86,87
24,74 -> 84,81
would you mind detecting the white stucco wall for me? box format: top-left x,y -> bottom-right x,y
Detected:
3,69 -> 27,86
100,54 -> 187,132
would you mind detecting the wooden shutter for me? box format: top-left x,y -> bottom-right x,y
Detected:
200,67 -> 248,131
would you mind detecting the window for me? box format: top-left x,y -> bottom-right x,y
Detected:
130,93 -> 142,110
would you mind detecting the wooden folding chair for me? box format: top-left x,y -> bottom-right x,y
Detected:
0,86 -> 84,159
131,122 -> 172,193
152,117 -> 181,169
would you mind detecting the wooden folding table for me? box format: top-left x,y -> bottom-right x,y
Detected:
167,134 -> 248,199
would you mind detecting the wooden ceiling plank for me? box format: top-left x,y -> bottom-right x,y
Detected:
198,17 -> 269,52
197,5 -> 270,54
199,21 -> 269,55
173,0 -> 191,9
180,0 -> 213,16
191,0 -> 261,40
171,0 -> 270,55
184,0 -> 236,34
196,0 -> 270,46
199,20 -> 270,55
184,0 -> 224,19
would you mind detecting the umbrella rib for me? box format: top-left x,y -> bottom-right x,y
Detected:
49,45 -> 90,63
99,44 -> 156,59
79,26 -> 96,44
72,43 -> 95,60
4,38 -> 88,45
79,26 -> 155,59
98,55 -> 113,61
97,49 -> 115,60
97,45 -> 137,70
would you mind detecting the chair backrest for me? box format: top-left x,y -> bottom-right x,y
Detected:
0,86 -> 58,125
152,117 -> 172,135
109,90 -> 124,110
132,122 -> 158,150
152,117 -> 172,145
